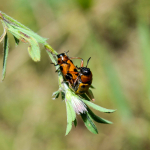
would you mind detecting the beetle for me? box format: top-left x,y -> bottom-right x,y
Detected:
75,57 -> 94,101
55,52 -> 82,86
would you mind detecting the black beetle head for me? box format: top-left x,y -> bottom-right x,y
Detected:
80,67 -> 91,76
57,53 -> 65,58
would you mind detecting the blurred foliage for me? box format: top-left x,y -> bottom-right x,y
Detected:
75,0 -> 93,10
0,0 -> 150,150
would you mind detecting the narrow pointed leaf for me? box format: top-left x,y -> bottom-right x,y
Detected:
68,101 -> 76,121
2,33 -> 9,81
81,90 -> 94,101
52,90 -> 60,99
81,113 -> 98,134
13,35 -> 19,45
66,122 -> 72,136
82,99 -> 116,113
0,27 -> 6,42
86,89 -> 95,101
80,93 -> 90,101
6,23 -> 22,40
65,101 -> 73,135
65,100 -> 76,135
9,30 -> 22,40
73,118 -> 77,127
87,107 -> 113,124
90,84 -> 95,89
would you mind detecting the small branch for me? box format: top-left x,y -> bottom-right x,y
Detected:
0,11 -> 116,135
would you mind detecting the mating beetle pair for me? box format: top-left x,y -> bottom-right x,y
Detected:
53,52 -> 94,100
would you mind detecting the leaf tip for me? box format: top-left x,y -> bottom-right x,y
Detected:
105,109 -> 117,113
65,123 -> 72,136
34,58 -> 40,62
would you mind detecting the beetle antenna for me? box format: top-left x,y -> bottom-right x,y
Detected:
64,50 -> 69,54
86,57 -> 91,68
64,50 -> 69,57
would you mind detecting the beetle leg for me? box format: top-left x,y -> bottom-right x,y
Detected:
70,57 -> 84,67
61,80 -> 72,87
73,76 -> 79,87
51,63 -> 59,66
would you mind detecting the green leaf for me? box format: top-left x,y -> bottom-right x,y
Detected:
8,30 -> 21,40
81,113 -> 98,134
2,33 -> 9,81
52,90 -> 60,99
73,118 -> 77,127
13,35 -> 19,45
6,22 -> 41,61
87,107 -> 113,124
82,99 -> 116,113
68,101 -> 76,122
80,93 -> 90,101
80,89 -> 94,101
66,122 -> 72,136
65,102 -> 72,135
5,22 -> 22,40
65,101 -> 76,135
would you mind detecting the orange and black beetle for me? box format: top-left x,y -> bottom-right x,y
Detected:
56,52 -> 82,86
75,57 -> 94,100
75,57 -> 92,94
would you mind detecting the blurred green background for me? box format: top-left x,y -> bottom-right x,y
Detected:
0,0 -> 150,150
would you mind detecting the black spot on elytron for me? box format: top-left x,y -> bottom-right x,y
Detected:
81,85 -> 86,88
62,60 -> 68,64
67,73 -> 72,77
65,73 -> 72,80
60,66 -> 63,71
74,68 -> 78,72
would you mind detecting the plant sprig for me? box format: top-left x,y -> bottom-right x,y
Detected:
0,11 -> 115,135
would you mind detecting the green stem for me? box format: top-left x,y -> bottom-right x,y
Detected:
44,44 -> 58,63
44,44 -> 64,88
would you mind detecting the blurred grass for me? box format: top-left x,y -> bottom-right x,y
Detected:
0,0 -> 150,150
